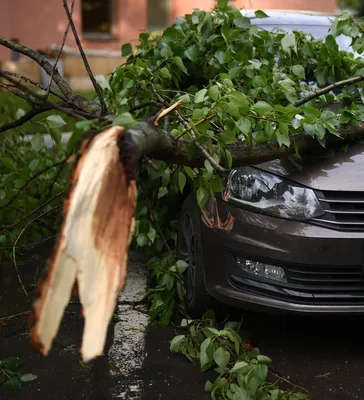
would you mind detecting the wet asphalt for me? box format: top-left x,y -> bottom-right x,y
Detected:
142,311 -> 364,400
1,247 -> 363,400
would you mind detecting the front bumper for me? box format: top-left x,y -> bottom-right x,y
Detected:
201,199 -> 364,314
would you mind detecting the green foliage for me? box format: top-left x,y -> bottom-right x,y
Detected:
0,88 -> 98,258
170,311 -> 309,400
0,357 -> 37,389
100,6 -> 364,256
146,256 -> 187,325
0,132 -> 68,255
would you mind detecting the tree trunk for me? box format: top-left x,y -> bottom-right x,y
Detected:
30,127 -> 138,362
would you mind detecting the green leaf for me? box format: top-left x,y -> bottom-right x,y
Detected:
230,361 -> 248,373
236,117 -> 251,135
174,57 -> 189,74
219,130 -> 236,145
281,32 -> 297,54
276,130 -> 290,147
95,74 -> 111,91
200,337 -> 213,369
253,101 -> 273,116
325,34 -> 338,54
15,108 -> 26,119
197,186 -> 209,209
202,327 -> 220,338
139,32 -> 150,43
121,43 -> 132,57
50,129 -> 62,145
29,159 -> 40,172
303,123 -> 326,139
257,355 -> 272,365
208,85 -> 220,101
2,357 -> 23,369
67,130 -> 83,153
234,16 -> 251,29
31,133 -> 44,151
292,65 -> 305,79
213,347 -> 230,369
178,171 -> 187,193
112,112 -> 138,129
160,67 -> 172,79
21,373 -> 38,382
14,179 -> 25,189
137,234 -> 148,247
176,260 -> 188,274
185,45 -> 198,62
170,335 -> 186,352
229,91 -> 249,112
46,115 -> 67,129
179,94 -> 191,103
255,10 -> 269,18
195,88 -> 208,103
225,149 -> 232,169
254,364 -> 268,382
3,372 -> 22,389
252,75 -> 266,89
1,157 -> 16,170
226,102 -> 241,118
204,380 -> 214,392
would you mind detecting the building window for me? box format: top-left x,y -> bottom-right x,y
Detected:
82,0 -> 113,39
147,0 -> 169,33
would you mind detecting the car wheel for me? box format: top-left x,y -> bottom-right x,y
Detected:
177,193 -> 211,318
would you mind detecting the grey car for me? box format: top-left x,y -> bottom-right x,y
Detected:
177,11 -> 364,316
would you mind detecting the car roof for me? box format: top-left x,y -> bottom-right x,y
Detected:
241,10 -> 336,26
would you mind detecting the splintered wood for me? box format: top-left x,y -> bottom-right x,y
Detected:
30,127 -> 137,362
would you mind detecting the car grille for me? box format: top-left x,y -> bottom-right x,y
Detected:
311,190 -> 364,232
226,251 -> 364,305
230,264 -> 364,305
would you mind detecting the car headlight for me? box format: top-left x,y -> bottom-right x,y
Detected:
225,166 -> 324,221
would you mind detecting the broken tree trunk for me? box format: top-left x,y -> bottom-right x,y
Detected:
29,119 -> 364,362
30,126 -> 138,362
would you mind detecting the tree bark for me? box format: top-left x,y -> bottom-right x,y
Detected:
138,121 -> 364,168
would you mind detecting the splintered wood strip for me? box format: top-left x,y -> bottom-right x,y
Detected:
30,126 -> 138,362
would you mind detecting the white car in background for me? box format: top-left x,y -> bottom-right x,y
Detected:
243,10 -> 357,55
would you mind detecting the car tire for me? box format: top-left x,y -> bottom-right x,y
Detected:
177,193 -> 211,318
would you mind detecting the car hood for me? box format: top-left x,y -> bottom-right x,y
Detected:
256,144 -> 364,191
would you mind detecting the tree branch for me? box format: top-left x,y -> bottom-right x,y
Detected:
0,37 -> 74,99
0,70 -> 66,101
0,72 -> 98,123
128,121 -> 364,169
0,36 -> 102,115
0,107 -> 49,133
294,75 -> 364,107
63,0 -> 108,115
46,0 -> 75,98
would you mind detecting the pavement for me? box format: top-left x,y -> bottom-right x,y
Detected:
1,245 -> 364,400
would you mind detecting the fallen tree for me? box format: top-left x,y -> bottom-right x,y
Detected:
1,0 -> 364,362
